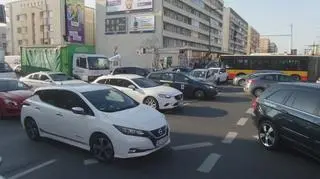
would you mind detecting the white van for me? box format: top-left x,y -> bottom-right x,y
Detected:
0,62 -> 17,79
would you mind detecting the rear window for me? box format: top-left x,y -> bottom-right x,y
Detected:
266,90 -> 292,104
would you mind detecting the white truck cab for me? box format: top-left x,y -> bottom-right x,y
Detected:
72,53 -> 121,82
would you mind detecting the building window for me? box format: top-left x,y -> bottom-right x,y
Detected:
22,27 -> 27,34
41,38 -> 51,44
18,40 -> 23,45
1,33 -> 5,39
17,27 -> 22,33
105,17 -> 127,34
23,39 -> 28,45
40,11 -> 53,18
16,14 -> 27,21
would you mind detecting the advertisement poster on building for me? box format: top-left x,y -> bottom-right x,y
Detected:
106,0 -> 153,13
129,14 -> 155,32
65,0 -> 84,43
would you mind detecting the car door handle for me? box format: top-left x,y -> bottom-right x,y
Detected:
56,113 -> 63,117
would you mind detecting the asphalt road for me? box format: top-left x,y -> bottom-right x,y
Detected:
0,85 -> 319,179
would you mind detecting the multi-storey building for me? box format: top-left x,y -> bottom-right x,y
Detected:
0,24 -> 7,54
247,26 -> 260,54
259,37 -> 270,53
96,0 -> 224,68
6,0 -> 95,55
222,7 -> 248,55
269,42 -> 278,53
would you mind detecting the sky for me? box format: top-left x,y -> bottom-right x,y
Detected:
1,0 -> 319,53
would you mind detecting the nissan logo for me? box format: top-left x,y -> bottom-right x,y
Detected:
158,128 -> 163,135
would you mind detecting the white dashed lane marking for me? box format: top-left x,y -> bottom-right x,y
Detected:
237,117 -> 248,126
246,108 -> 254,115
83,158 -> 99,166
171,142 -> 213,151
221,132 -> 238,144
8,159 -> 57,179
197,153 -> 221,173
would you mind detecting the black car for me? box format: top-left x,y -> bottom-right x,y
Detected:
111,67 -> 150,77
252,82 -> 320,159
147,72 -> 218,99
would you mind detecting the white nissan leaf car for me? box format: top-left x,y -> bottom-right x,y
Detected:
92,74 -> 184,110
21,84 -> 170,162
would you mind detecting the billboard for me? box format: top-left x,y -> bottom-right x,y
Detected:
106,0 -> 153,13
129,14 -> 154,32
65,0 -> 85,43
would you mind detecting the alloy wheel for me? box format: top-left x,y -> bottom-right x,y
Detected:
195,90 -> 205,99
254,89 -> 264,97
238,79 -> 245,86
91,137 -> 114,162
25,119 -> 40,141
144,97 -> 158,109
259,123 -> 276,148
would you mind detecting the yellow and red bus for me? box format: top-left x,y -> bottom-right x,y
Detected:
219,55 -> 318,81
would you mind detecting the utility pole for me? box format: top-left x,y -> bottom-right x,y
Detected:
209,18 -> 211,54
290,24 -> 293,54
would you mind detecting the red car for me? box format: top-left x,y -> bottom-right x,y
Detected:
0,79 -> 33,119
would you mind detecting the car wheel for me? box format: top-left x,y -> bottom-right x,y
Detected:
143,97 -> 159,109
258,120 -> 280,150
90,134 -> 114,163
24,118 -> 40,141
238,79 -> 245,86
253,88 -> 264,97
194,90 -> 205,99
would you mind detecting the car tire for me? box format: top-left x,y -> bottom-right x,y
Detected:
238,79 -> 245,86
90,134 -> 114,163
194,89 -> 205,99
258,120 -> 280,150
24,118 -> 41,141
143,97 -> 159,110
253,88 -> 264,97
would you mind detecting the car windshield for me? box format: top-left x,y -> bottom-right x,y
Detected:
88,57 -> 109,70
191,71 -> 207,78
0,63 -> 13,72
0,80 -> 29,92
132,78 -> 160,88
49,74 -> 73,81
82,89 -> 139,113
210,69 -> 219,74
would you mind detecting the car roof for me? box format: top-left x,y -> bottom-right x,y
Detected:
114,66 -> 145,70
277,82 -> 320,90
103,74 -> 143,79
29,71 -> 65,75
35,84 -> 112,93
192,69 -> 208,71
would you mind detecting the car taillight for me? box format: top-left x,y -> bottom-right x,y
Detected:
252,97 -> 259,110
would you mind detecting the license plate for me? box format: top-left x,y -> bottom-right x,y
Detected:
156,136 -> 169,147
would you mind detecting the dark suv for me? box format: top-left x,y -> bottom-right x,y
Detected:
111,67 -> 150,77
252,82 -> 320,159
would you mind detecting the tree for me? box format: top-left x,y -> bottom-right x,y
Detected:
141,36 -> 160,69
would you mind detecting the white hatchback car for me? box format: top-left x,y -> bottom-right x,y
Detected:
21,84 -> 170,162
20,72 -> 86,89
92,74 -> 183,110
208,68 -> 228,84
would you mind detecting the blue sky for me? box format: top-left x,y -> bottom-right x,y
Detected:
2,0 -> 318,53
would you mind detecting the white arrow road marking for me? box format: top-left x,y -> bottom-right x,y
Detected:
8,159 -> 57,179
237,117 -> 248,126
83,158 -> 99,166
222,132 -> 238,144
246,108 -> 254,115
171,142 -> 213,151
197,153 -> 221,173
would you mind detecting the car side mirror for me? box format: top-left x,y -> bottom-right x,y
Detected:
128,85 -> 136,90
72,107 -> 85,115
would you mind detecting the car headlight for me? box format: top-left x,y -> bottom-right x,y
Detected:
158,94 -> 172,98
113,125 -> 147,136
204,85 -> 214,89
4,98 -> 18,106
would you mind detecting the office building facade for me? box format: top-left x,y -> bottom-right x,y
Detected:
96,0 -> 224,68
6,0 -> 95,55
259,37 -> 270,53
222,7 -> 248,55
247,26 -> 260,54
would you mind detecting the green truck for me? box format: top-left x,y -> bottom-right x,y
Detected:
20,44 -> 119,82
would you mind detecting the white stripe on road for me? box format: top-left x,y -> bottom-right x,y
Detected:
83,158 -> 99,166
237,117 -> 248,126
221,132 -> 238,144
172,142 -> 213,151
183,103 -> 190,106
8,159 -> 57,179
197,153 -> 221,173
246,108 -> 254,114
